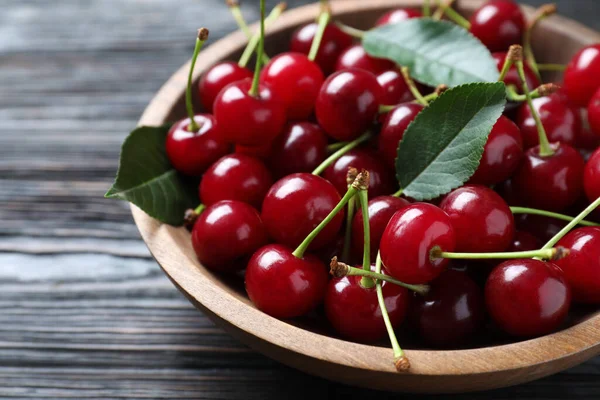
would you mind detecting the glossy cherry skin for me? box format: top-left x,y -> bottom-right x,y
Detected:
380,203 -> 456,284
485,259 -> 571,337
316,69 -> 384,141
440,185 -> 514,253
469,115 -> 523,186
261,173 -> 343,250
213,79 -> 286,147
260,53 -> 324,120
469,0 -> 525,52
235,142 -> 272,161
584,147 -> 600,203
588,87 -> 600,137
512,143 -> 585,212
378,103 -> 424,169
555,227 -> 600,304
289,23 -> 354,75
245,244 -> 328,318
199,154 -> 273,210
410,269 -> 485,348
377,69 -> 413,106
323,149 -> 396,198
198,62 -> 253,112
515,213 -> 564,243
563,44 -> 600,107
335,44 -> 394,75
325,266 -> 409,342
375,8 -> 422,26
493,52 -> 540,93
165,115 -> 230,176
268,122 -> 327,178
351,196 -> 411,262
192,200 -> 268,272
509,230 -> 541,252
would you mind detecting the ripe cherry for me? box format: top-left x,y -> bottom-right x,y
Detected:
261,173 -> 343,250
587,86 -> 600,137
493,52 -> 540,93
268,122 -> 327,178
512,143 -> 585,212
316,69 -> 384,141
192,200 -> 268,272
377,69 -> 413,106
509,230 -> 541,252
378,103 -> 424,169
440,185 -> 515,253
199,154 -> 273,210
469,0 -> 525,52
563,44 -> 600,107
235,141 -> 272,160
485,259 -> 571,337
245,244 -> 328,318
380,203 -> 456,284
375,8 -> 422,26
469,115 -> 523,186
584,147 -> 600,203
335,44 -> 394,75
516,213 -> 564,243
166,115 -> 230,176
198,62 -> 252,112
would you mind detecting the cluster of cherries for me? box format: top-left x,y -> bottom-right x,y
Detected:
163,0 -> 600,366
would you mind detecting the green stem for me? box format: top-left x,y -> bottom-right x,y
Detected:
228,2 -> 270,64
524,5 -> 556,82
333,21 -> 365,39
346,261 -> 430,295
542,196 -> 600,250
326,142 -> 346,153
312,132 -> 372,176
433,0 -> 470,29
432,0 -> 455,20
506,83 -> 557,103
186,29 -> 209,132
498,54 -> 514,83
537,63 -> 567,72
194,204 -> 206,214
511,207 -> 600,228
248,0 -> 266,97
392,188 -> 403,198
308,9 -> 331,61
436,248 -> 560,261
341,196 -> 355,262
423,0 -> 431,17
401,67 -> 428,106
357,189 -> 375,289
238,2 -> 285,68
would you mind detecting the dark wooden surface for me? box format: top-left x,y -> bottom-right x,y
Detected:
2,1 -> 600,398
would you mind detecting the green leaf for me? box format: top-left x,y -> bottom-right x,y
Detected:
395,82 -> 506,200
363,19 -> 499,87
105,125 -> 197,225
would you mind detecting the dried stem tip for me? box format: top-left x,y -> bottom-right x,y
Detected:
351,170 -> 370,191
537,83 -> 560,97
507,45 -> 523,62
552,246 -> 570,261
197,28 -> 210,41
330,257 -> 350,278
184,209 -> 199,230
532,3 -> 557,22
346,167 -> 359,186
435,84 -> 448,96
225,0 -> 239,8
394,356 -> 411,372
277,2 -> 288,12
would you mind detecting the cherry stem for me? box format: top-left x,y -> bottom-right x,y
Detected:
227,0 -> 270,64
238,2 -> 286,68
248,0 -> 266,97
510,206 -> 600,227
184,204 -> 207,229
312,131 -> 372,176
341,196 -> 356,261
506,83 -> 560,103
185,29 -> 210,133
333,21 -> 365,39
432,0 -> 456,21
434,247 -> 568,262
433,0 -> 470,29
401,67 -> 428,106
377,91 -> 440,113
357,188 -> 375,288
392,188 -> 404,198
194,204 -> 206,214
498,54 -> 514,83
537,63 -> 566,72
423,0 -> 431,17
308,4 -> 331,61
542,196 -> 600,250
326,142 -> 346,152
524,4 -> 557,82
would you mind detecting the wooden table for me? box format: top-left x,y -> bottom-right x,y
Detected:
2,0 -> 600,398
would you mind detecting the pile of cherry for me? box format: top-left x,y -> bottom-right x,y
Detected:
162,0 -> 600,369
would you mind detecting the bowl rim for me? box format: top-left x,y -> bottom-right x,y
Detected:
133,0 -> 600,379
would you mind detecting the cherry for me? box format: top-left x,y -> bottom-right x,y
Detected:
555,227 -> 600,304
316,69 -> 384,141
260,52 -> 324,120
410,269 -> 485,348
509,230 -> 541,252
584,147 -> 600,203
485,259 -> 571,337
587,86 -> 600,137
235,141 -> 272,160
351,196 -> 411,262
245,244 -> 328,318
380,203 -> 456,284
323,149 -> 396,198
563,44 -> 600,107
512,143 -> 585,212
335,44 -> 394,75
325,266 -> 409,342
199,154 -> 273,210
469,0 -> 525,52
268,122 -> 328,178
198,62 -> 252,112
378,103 -> 424,169
192,200 -> 268,272
516,213 -> 564,243
377,69 -> 413,106
493,52 -> 540,93
440,185 -> 515,253
166,115 -> 230,176
375,8 -> 422,26
261,173 -> 343,250
469,115 -> 523,186
289,22 -> 353,75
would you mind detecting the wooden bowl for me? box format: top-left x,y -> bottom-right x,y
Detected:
132,0 -> 600,393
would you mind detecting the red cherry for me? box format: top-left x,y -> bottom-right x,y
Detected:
469,0 -> 525,52
198,62 -> 253,113
555,227 -> 600,304
509,230 -> 541,252
213,79 -> 286,146
469,115 -> 523,186
584,147 -> 600,203
268,122 -> 327,178
485,259 -> 571,337
351,196 -> 411,262
335,44 -> 394,75
493,52 -> 540,93
245,244 -> 328,318
289,23 -> 353,75
260,52 -> 324,120
377,69 -> 413,105
325,266 -> 409,342
235,141 -> 272,160
316,69 -> 384,141
515,213 -> 564,243
199,154 -> 273,210
440,185 -> 515,253
192,200 -> 268,272
410,269 -> 485,348
512,143 -> 585,211
378,103 -> 424,169
166,115 -> 230,176
323,149 -> 396,198
587,87 -> 600,137
563,44 -> 600,107
375,8 -> 422,26
380,203 -> 456,284
261,173 -> 343,250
